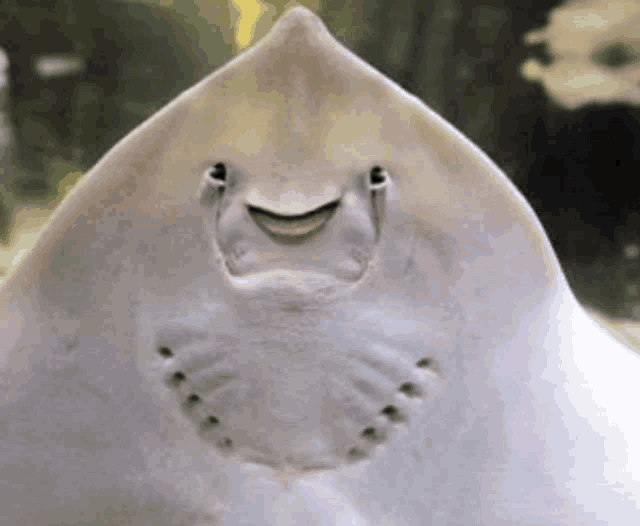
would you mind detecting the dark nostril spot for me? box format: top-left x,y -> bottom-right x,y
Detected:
370,166 -> 387,186
185,393 -> 201,407
399,382 -> 420,397
203,415 -> 219,428
361,426 -> 376,437
218,437 -> 233,449
208,162 -> 226,181
170,371 -> 186,386
416,358 -> 432,368
347,446 -> 366,460
361,426 -> 383,442
158,346 -> 173,358
381,405 -> 402,422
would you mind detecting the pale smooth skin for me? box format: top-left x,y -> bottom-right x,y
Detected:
1,7 -> 639,525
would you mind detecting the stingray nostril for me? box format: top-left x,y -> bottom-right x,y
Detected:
416,358 -> 432,368
416,357 -> 441,377
202,415 -> 220,428
399,382 -> 421,397
218,437 -> 233,449
381,405 -> 403,422
360,426 -> 384,442
157,346 -> 173,358
369,165 -> 390,189
185,393 -> 201,408
170,371 -> 187,386
207,162 -> 227,182
347,446 -> 367,461
362,426 -> 376,437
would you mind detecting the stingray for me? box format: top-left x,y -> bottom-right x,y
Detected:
1,6 -> 639,525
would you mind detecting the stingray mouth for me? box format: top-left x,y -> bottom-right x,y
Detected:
247,201 -> 339,242
152,325 -> 443,476
212,197 -> 376,299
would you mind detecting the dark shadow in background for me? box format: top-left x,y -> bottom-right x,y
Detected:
0,0 -> 230,230
323,0 -> 640,315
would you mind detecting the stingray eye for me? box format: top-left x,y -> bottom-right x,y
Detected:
206,163 -> 227,185
369,166 -> 390,190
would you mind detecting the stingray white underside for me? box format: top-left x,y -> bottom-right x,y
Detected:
1,6 -> 640,526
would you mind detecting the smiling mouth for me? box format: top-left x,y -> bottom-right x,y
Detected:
248,201 -> 339,242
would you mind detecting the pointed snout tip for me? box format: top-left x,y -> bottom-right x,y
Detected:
275,5 -> 325,34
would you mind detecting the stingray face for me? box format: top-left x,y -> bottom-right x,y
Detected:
196,159 -> 390,298
13,8 -> 640,525
3,6 -> 553,477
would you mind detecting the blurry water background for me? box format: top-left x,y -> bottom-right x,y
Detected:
1,0 -> 639,336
